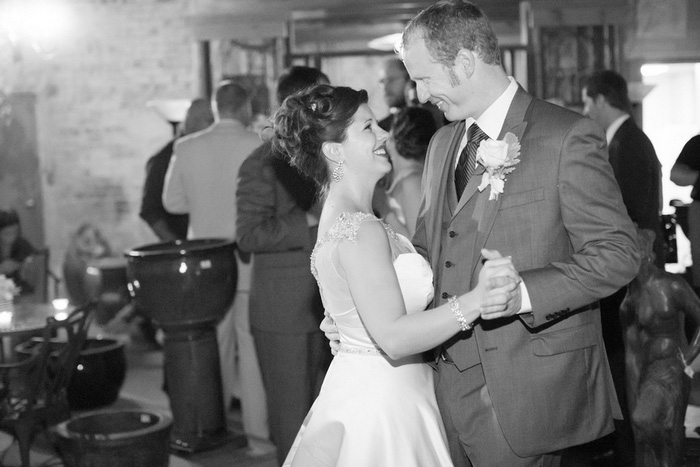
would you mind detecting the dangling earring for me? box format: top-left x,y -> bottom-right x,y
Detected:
332,160 -> 345,182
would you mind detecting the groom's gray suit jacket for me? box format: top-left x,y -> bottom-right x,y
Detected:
414,86 -> 640,457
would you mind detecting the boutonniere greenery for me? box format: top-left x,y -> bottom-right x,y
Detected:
476,132 -> 521,200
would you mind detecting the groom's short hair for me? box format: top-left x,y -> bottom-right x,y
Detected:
402,0 -> 501,67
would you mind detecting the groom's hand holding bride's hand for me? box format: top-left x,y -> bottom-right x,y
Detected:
478,249 -> 523,320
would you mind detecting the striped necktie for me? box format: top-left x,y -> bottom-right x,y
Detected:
455,123 -> 488,199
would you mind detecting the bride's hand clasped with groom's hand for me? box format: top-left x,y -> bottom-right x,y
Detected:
477,248 -> 523,321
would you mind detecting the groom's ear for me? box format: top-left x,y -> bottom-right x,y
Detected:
455,49 -> 476,78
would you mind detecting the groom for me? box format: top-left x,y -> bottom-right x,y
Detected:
400,1 -> 640,466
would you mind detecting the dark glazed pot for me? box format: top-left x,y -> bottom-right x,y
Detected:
16,336 -> 127,411
52,409 -> 172,467
125,238 -> 238,328
68,337 -> 127,410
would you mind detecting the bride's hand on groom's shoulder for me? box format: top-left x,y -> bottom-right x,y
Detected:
320,312 -> 341,355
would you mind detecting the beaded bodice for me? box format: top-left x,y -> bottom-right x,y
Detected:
310,212 -> 398,281
311,212 -> 434,355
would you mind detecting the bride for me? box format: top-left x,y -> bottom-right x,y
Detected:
272,84 -> 519,466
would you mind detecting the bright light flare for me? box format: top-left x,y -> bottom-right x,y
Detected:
0,311 -> 12,326
52,298 -> 70,310
641,64 -> 670,77
0,1 -> 73,58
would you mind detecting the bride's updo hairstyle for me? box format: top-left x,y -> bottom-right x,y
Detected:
273,84 -> 368,188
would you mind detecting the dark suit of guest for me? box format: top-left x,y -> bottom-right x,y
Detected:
236,141 -> 329,465
139,140 -> 189,241
607,117 -> 663,265
415,86 -> 640,462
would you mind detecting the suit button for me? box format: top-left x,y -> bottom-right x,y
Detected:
442,292 -> 449,299
449,231 -> 457,238
445,261 -> 453,268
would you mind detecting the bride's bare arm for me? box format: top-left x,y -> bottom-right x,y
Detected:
338,220 -> 517,360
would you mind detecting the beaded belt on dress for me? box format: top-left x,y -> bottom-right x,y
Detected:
338,343 -> 385,356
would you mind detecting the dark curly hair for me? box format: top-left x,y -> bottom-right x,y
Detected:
391,107 -> 437,162
272,84 -> 368,188
402,0 -> 500,67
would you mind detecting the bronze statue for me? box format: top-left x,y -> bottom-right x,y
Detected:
621,228 -> 700,466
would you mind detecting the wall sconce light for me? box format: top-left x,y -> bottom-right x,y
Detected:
146,99 -> 192,136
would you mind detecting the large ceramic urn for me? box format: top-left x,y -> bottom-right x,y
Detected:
125,239 -> 238,453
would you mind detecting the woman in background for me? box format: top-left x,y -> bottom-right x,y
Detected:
383,106 -> 437,237
62,223 -> 111,306
0,209 -> 37,295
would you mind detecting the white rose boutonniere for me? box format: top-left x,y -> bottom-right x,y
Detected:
476,132 -> 521,200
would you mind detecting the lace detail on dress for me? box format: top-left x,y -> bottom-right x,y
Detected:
310,212 -> 399,281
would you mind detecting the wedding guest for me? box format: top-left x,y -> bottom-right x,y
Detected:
163,80 -> 269,446
671,133 -> 700,290
583,70 -> 663,265
236,65 -> 330,464
62,223 -> 112,306
0,209 -> 36,295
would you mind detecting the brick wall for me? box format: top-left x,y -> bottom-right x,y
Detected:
1,0 -> 197,281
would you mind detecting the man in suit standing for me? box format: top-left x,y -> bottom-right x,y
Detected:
236,66 -> 330,465
400,1 -> 640,465
162,81 -> 269,447
582,69 -> 663,465
583,70 -> 663,265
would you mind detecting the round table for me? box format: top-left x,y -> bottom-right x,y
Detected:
0,302 -> 71,361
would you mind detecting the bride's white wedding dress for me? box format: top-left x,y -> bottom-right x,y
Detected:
283,212 -> 453,467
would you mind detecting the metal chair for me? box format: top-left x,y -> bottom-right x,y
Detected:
0,303 -> 93,467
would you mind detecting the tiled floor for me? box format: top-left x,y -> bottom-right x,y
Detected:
4,320 -> 700,466
0,324 -> 279,467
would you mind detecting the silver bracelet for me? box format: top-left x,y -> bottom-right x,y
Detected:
448,295 -> 473,332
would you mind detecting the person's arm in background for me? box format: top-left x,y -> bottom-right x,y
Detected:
140,143 -> 179,242
671,135 -> 700,189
